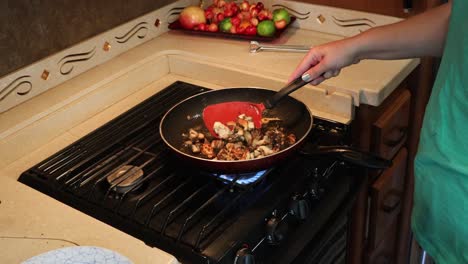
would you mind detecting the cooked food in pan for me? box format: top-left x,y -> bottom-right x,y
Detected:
180,114 -> 296,160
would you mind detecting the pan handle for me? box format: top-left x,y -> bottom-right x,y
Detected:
263,74 -> 311,109
299,146 -> 392,169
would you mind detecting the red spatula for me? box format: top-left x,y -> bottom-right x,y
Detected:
203,74 -> 312,137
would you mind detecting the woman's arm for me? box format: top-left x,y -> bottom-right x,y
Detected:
355,3 -> 451,60
289,2 -> 451,85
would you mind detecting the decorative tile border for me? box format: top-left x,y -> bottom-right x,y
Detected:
0,75 -> 33,101
269,0 -> 401,36
58,47 -> 97,76
0,0 -> 402,113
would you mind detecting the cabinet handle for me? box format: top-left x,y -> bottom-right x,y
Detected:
382,190 -> 402,213
384,127 -> 407,147
403,0 -> 413,13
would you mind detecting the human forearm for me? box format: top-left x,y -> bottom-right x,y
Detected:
351,2 -> 451,60
288,2 -> 452,85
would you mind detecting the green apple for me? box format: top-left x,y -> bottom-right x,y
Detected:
272,8 -> 291,25
219,18 -> 233,33
257,20 -> 276,37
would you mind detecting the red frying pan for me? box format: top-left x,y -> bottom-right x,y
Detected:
159,80 -> 391,174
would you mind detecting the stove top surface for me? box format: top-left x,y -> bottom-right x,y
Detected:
18,81 -> 356,264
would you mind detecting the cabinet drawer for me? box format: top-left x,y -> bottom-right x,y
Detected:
367,219 -> 398,264
368,148 -> 407,250
373,89 -> 411,160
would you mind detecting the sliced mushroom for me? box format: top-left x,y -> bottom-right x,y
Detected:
191,144 -> 200,153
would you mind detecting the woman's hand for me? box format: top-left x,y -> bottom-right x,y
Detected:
288,38 -> 360,86
289,2 -> 451,86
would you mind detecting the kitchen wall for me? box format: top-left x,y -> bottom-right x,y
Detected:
0,0 -> 174,78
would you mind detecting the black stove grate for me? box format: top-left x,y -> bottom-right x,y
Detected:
19,81 -> 355,264
20,82 -> 264,247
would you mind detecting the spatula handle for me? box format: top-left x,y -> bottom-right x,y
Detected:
264,74 -> 311,109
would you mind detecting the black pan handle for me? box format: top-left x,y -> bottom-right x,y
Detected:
263,74 -> 311,109
299,146 -> 392,170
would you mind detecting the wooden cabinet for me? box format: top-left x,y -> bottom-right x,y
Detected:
372,90 -> 411,160
367,220 -> 399,264
348,84 -> 416,264
368,148 -> 407,250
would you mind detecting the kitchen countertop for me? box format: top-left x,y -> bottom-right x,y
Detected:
0,74 -> 218,264
0,22 -> 418,263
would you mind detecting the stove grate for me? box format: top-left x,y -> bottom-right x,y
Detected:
19,81 -> 280,253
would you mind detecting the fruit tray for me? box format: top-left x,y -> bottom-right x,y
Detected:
168,17 -> 296,42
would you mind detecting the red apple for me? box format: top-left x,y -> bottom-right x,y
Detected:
236,24 -> 246,34
245,25 -> 257,35
231,17 -> 241,26
241,11 -> 251,20
256,2 -> 264,11
179,6 -> 206,29
198,23 -> 207,31
257,11 -> 266,21
274,19 -> 287,29
250,17 -> 259,26
208,23 -> 219,32
216,13 -> 225,22
217,0 -> 226,8
224,8 -> 233,17
231,5 -> 239,15
240,1 -> 250,11
250,8 -> 258,18
205,10 -> 214,20
267,11 -> 273,20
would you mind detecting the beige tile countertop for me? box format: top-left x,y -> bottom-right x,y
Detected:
0,24 -> 418,263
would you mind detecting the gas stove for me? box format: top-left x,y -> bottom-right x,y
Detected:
18,81 -> 362,264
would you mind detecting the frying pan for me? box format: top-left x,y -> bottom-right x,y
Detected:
160,87 -> 391,174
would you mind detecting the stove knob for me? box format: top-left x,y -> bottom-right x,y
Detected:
289,195 -> 310,221
234,247 -> 255,264
265,216 -> 288,245
309,181 -> 324,200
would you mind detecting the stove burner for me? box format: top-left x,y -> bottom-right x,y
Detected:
210,169 -> 270,187
106,165 -> 144,193
18,81 -> 353,264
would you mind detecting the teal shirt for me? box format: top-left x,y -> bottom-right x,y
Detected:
412,1 -> 468,263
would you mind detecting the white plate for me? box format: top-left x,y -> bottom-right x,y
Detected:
22,246 -> 133,264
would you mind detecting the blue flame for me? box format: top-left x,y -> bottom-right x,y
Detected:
217,170 -> 268,185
